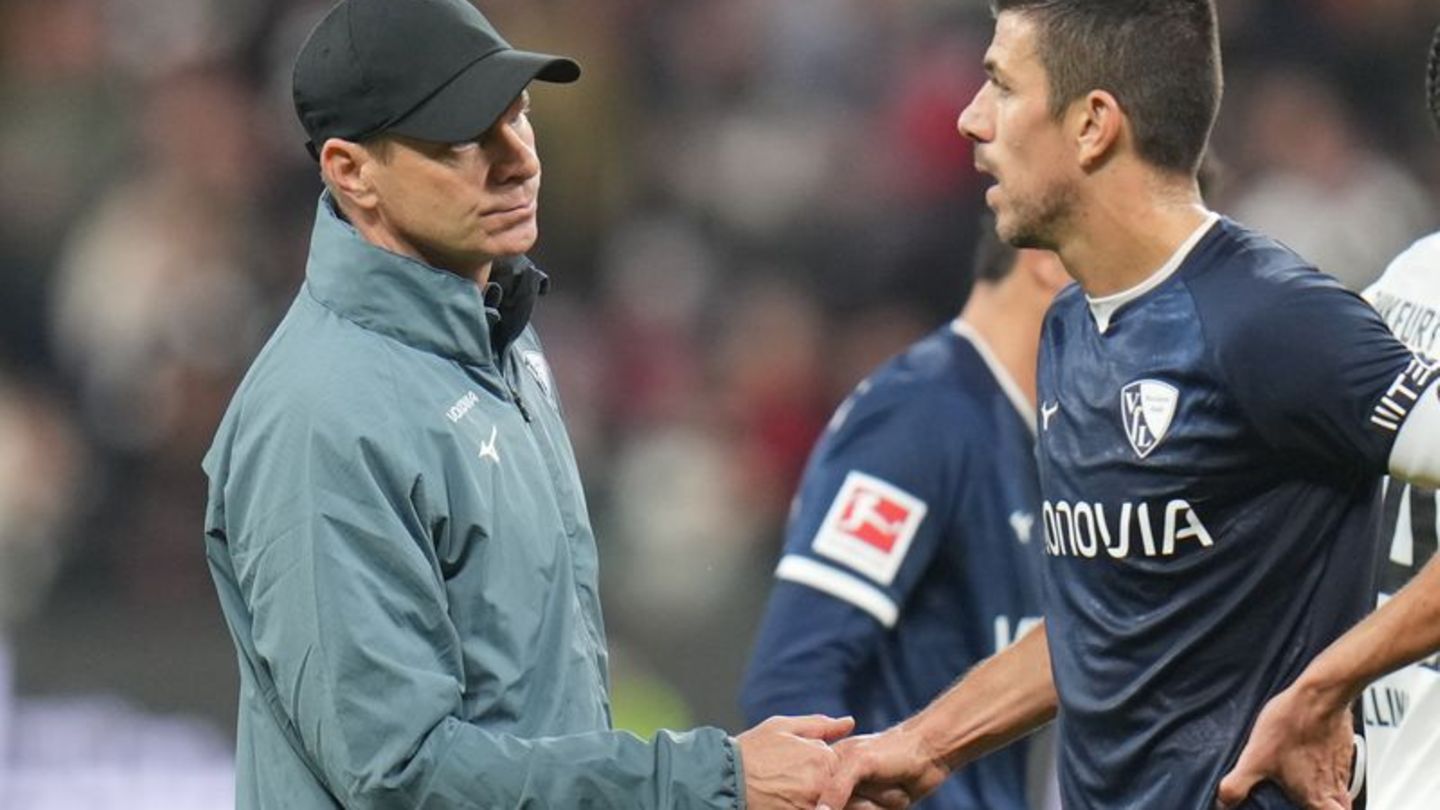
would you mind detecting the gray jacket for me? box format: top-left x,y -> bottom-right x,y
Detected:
203,195 -> 743,808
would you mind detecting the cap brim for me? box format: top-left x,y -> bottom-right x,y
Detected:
387,48 -> 580,144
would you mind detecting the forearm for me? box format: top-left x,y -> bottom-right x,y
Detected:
901,621 -> 1058,770
1294,553 -> 1440,709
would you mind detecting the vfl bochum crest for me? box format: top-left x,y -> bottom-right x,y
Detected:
1122,379 -> 1179,459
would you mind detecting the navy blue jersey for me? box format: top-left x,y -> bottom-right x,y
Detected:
742,321 -> 1047,810
1037,217 -> 1437,809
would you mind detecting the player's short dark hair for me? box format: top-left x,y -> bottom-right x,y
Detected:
1428,23 -> 1440,132
974,214 -> 1021,284
991,0 -> 1222,175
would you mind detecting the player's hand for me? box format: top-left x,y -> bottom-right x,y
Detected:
1215,680 -> 1355,810
815,727 -> 947,810
736,714 -> 858,810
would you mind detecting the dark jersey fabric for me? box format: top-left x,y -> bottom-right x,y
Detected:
1037,218 -> 1431,809
743,324 -> 1046,810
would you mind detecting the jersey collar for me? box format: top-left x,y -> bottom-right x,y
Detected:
951,319 -> 1037,436
1086,211 -> 1220,334
304,192 -> 548,367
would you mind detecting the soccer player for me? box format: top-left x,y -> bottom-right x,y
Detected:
739,224 -> 1067,810
812,3 -> 1440,810
1216,24 -> 1440,810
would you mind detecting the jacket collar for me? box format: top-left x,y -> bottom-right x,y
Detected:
304,192 -> 548,367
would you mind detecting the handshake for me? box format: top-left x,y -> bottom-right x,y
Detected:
735,715 -> 951,810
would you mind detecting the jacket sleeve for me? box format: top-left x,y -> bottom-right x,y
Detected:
221,405 -> 743,809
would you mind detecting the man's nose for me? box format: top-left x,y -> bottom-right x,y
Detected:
490,126 -> 539,182
957,87 -> 989,143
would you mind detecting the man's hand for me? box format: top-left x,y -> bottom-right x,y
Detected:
1216,680 -> 1356,810
815,726 -> 949,810
736,715 -> 858,810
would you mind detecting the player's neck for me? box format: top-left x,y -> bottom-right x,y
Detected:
1059,176 -> 1209,298
961,284 -> 1041,408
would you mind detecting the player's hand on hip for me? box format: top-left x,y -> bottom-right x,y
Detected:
815,727 -> 946,810
736,714 -> 858,810
1216,681 -> 1356,810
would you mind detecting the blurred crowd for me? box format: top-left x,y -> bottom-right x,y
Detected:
2,0 -> 1439,799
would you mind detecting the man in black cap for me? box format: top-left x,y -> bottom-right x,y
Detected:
201,1 -> 865,807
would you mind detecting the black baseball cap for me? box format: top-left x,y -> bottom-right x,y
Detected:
293,0 -> 580,159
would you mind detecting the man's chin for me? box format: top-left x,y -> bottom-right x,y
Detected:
996,214 -> 1055,251
994,215 -> 1027,247
484,224 -> 539,259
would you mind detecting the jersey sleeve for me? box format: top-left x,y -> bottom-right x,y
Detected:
1217,270 -> 1440,480
740,378 -> 967,725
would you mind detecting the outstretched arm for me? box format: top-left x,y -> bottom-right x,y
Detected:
1214,334 -> 1440,808
817,622 -> 1057,809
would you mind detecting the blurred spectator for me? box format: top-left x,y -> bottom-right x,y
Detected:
0,381 -> 79,630
45,65 -> 281,608
0,376 -> 232,810
605,418 -> 761,621
1229,67 -> 1436,289
0,0 -> 129,368
593,213 -> 717,427
714,277 -> 832,520
51,65 -> 271,455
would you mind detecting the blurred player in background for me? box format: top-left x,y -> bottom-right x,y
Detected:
1217,23 -> 1440,810
0,376 -> 232,809
201,1 -> 864,808
813,1 -> 1440,808
739,222 -> 1066,810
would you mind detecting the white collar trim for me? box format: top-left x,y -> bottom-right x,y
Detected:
1086,212 -> 1220,334
951,319 -> 1036,436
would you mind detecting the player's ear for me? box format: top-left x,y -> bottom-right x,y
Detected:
1072,89 -> 1124,171
319,137 -> 382,212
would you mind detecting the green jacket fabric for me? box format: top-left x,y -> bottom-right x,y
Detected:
202,195 -> 744,809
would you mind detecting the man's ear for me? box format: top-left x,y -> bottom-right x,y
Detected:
1072,90 -> 1125,171
319,138 -> 381,211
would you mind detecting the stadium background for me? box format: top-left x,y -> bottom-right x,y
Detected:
0,0 -> 1437,797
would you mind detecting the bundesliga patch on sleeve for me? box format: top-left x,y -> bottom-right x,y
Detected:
811,470 -> 927,586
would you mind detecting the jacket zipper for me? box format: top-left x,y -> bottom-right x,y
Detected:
506,379 -> 532,423
501,352 -> 604,686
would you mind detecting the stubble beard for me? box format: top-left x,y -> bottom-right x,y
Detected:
997,181 -> 1075,252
